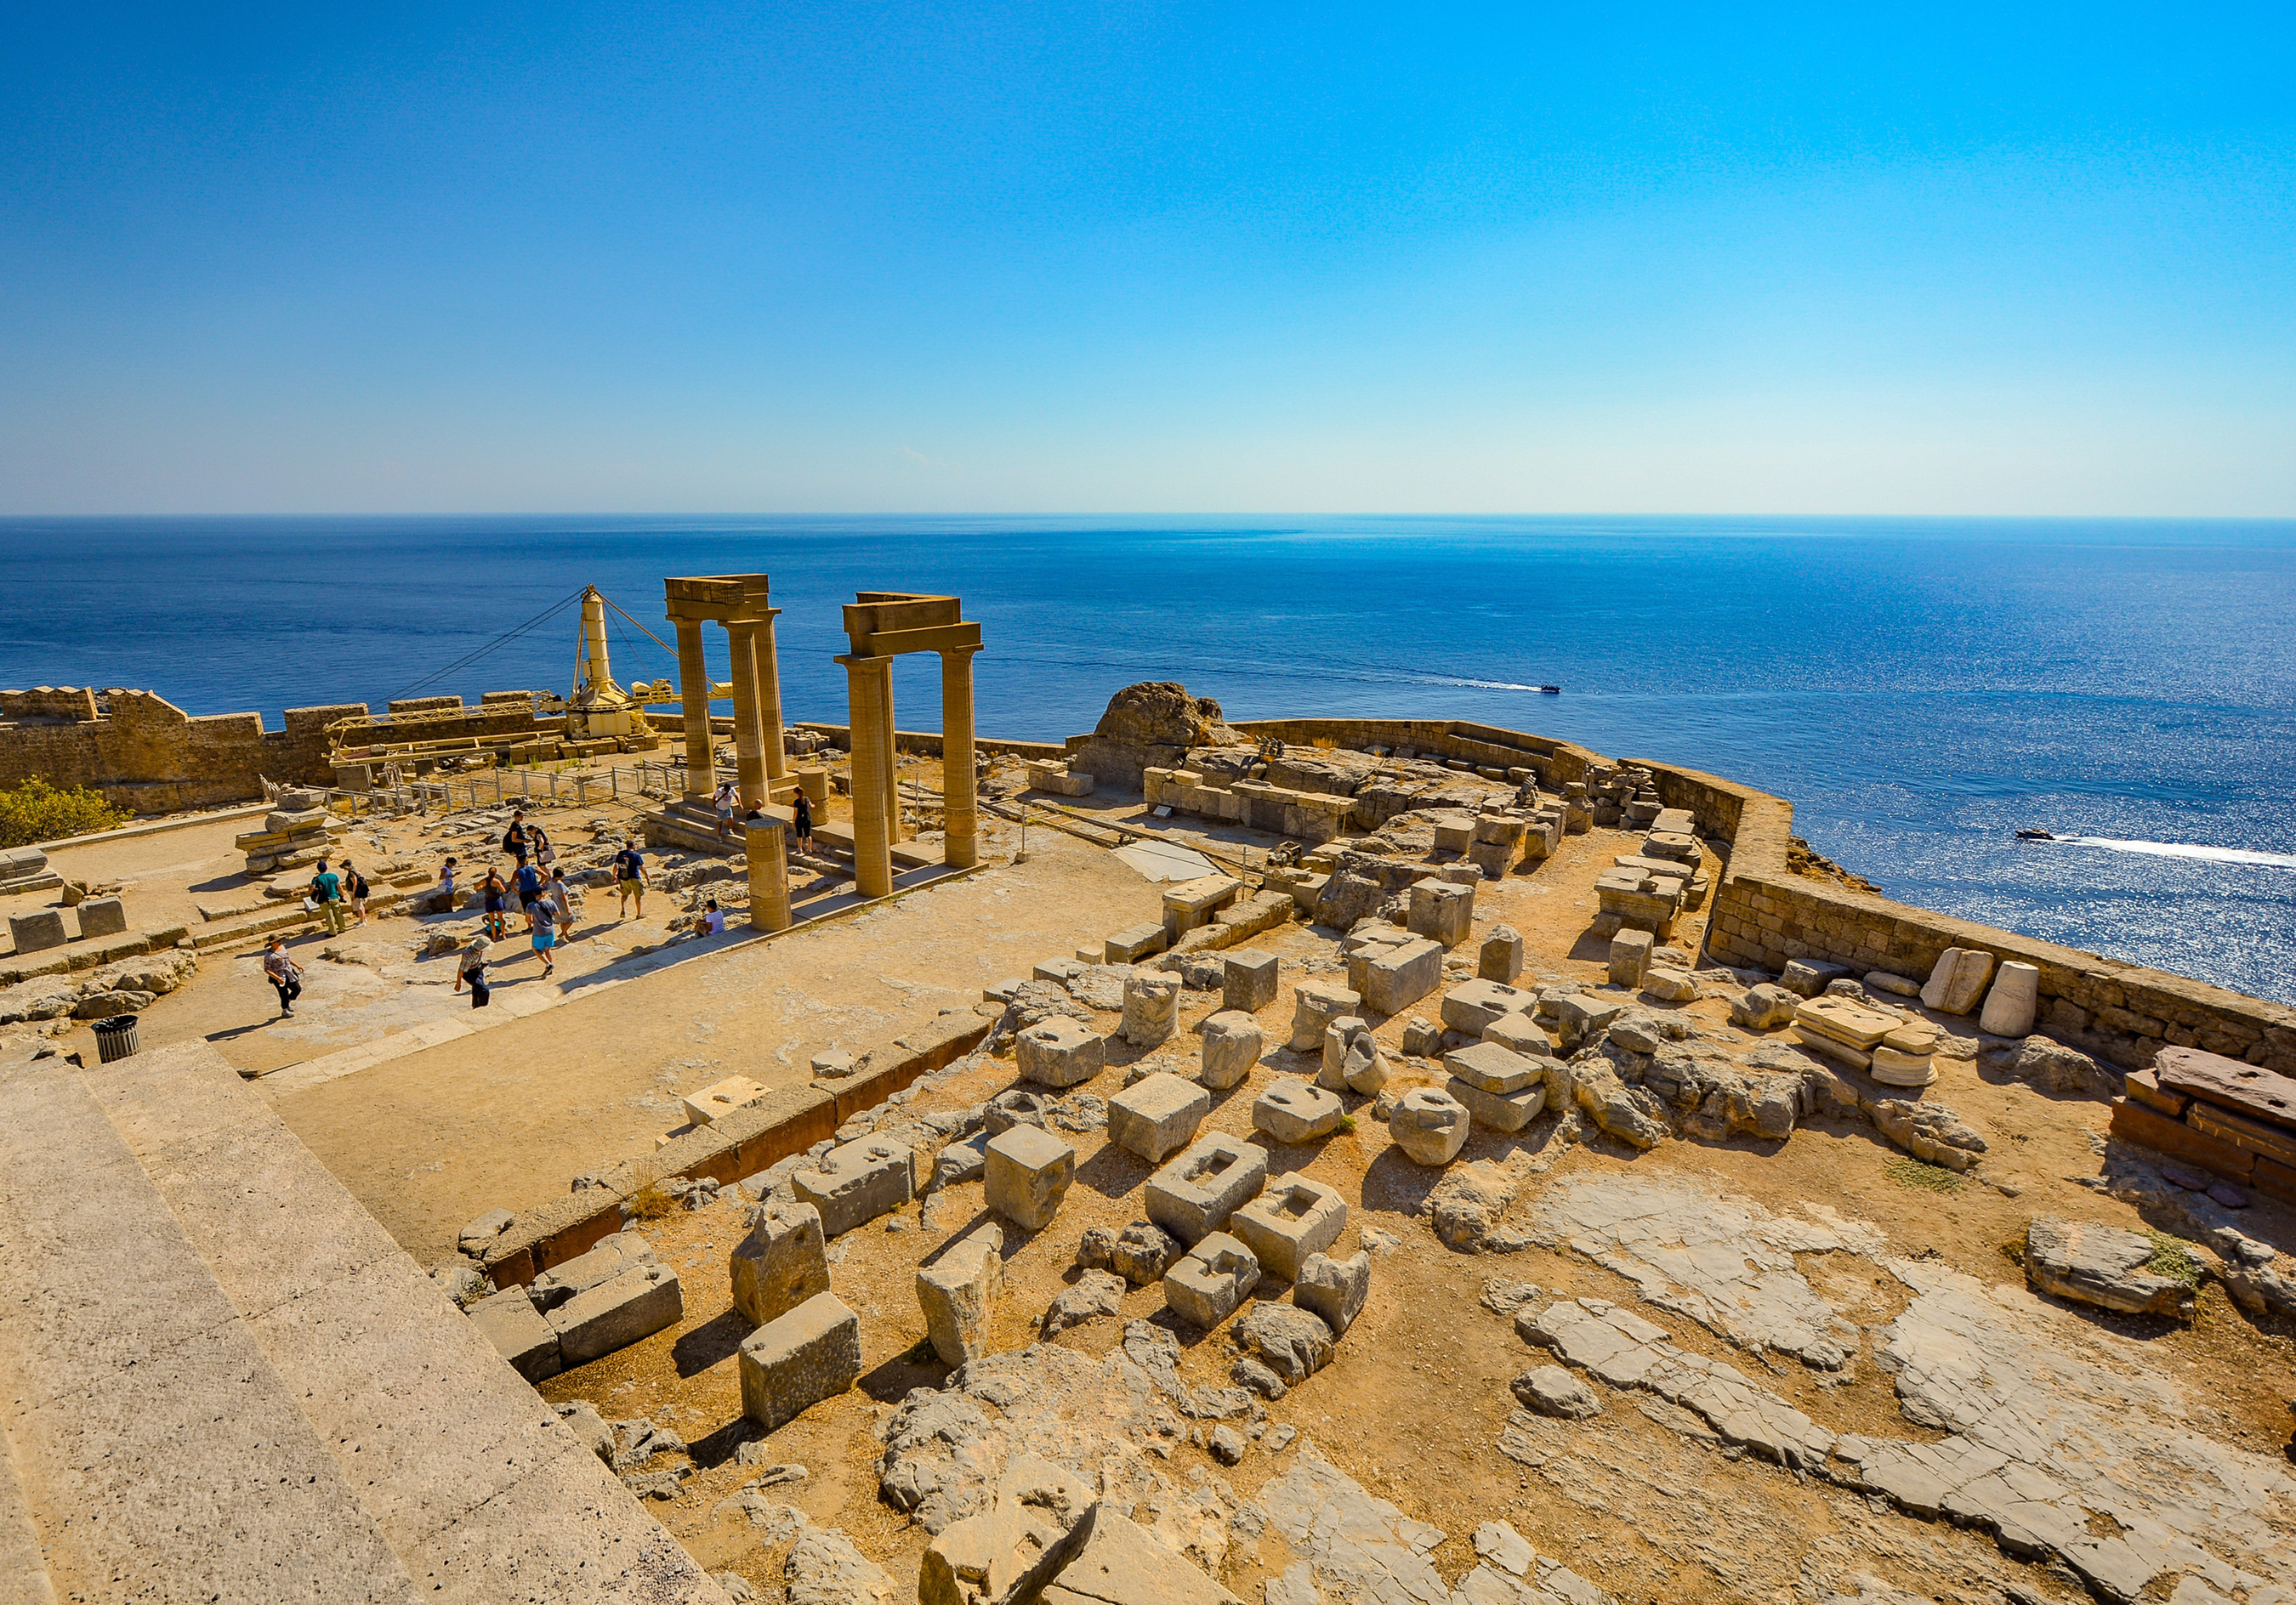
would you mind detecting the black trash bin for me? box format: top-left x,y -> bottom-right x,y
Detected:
93,1014 -> 140,1063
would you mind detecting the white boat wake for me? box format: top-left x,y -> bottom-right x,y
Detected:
2058,837 -> 2296,871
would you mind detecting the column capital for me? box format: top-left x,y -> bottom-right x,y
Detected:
835,652 -> 895,672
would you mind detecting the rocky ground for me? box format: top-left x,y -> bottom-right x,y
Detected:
495,808 -> 2296,1605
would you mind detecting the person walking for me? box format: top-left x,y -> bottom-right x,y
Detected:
480,865 -> 509,941
713,780 -> 736,842
261,937 -> 303,1018
511,856 -> 543,919
453,934 -> 492,1007
792,788 -> 815,856
544,867 -> 577,939
503,810 -> 529,867
531,825 -> 556,874
310,859 -> 348,935
611,837 -> 646,919
528,900 -> 559,978
339,859 -> 371,926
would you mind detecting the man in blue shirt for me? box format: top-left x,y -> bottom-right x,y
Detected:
612,839 -> 646,920
512,859 -> 543,914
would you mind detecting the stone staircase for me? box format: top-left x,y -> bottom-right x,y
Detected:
0,1040 -> 730,1603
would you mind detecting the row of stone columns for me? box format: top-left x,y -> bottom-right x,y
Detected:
837,645 -> 980,897
673,611 -> 788,810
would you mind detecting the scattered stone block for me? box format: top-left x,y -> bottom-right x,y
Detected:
1479,925 -> 1523,984
985,1087 -> 1054,1134
1446,1042 -> 1549,1132
1865,970 -> 1921,997
1389,1087 -> 1470,1165
548,1262 -> 683,1367
730,1200 -> 830,1327
1104,924 -> 1166,963
1482,1013 -> 1551,1058
1407,880 -> 1475,946
1294,1249 -> 1370,1336
1233,1302 -> 1335,1385
1288,979 -> 1361,1052
1043,1268 -> 1127,1336
1230,1176 -> 1346,1282
469,1286 -> 560,1382
1162,874 -> 1242,939
1441,978 -> 1537,1035
793,1137 -> 918,1237
1222,948 -> 1280,1012
917,1223 -> 1005,1366
682,1075 -> 766,1127
1513,1365 -> 1602,1418
1919,947 -> 1996,1014
8,909 -> 69,954
1164,1231 -> 1262,1329
1401,1016 -> 1442,1057
1550,993 -> 1624,1049
1776,958 -> 1849,997
1730,984 -> 1799,1031
1046,1506 -> 1242,1605
2025,1217 -> 2195,1319
1018,1018 -> 1105,1088
1979,961 -> 2041,1037
1145,1131 -> 1266,1245
1108,1071 -> 1210,1163
986,1124 -> 1076,1229
458,1207 -> 516,1256
1121,970 -> 1182,1049
809,1048 -> 857,1079
739,1290 -> 861,1429
1197,1010 -> 1264,1089
1641,966 -> 1697,1002
1033,956 -> 1088,984
74,896 -> 128,939
529,1230 -> 655,1312
1319,1014 -> 1369,1091
555,1398 -> 615,1463
1607,928 -> 1653,989
1253,1078 -> 1344,1144
1359,935 -> 1443,1017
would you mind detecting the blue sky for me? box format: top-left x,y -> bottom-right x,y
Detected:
2,3 -> 2290,513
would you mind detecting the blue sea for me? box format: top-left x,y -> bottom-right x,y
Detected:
3,515 -> 2293,1006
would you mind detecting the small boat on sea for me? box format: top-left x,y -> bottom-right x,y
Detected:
2015,828 -> 2056,841
1538,684 -> 1561,695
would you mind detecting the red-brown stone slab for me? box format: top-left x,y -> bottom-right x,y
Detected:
2152,1046 -> 2296,1131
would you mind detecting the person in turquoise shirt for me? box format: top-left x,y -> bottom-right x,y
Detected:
309,860 -> 347,935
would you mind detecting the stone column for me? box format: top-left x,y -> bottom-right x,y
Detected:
940,646 -> 980,869
744,814 -> 793,933
840,655 -> 895,899
727,621 -> 767,809
878,666 -> 904,844
756,610 -> 789,794
674,618 -> 715,802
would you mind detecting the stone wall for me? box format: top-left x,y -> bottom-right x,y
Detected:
0,687 -> 363,813
1195,713 -> 2296,1079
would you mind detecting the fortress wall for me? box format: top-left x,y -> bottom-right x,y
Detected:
0,688 -> 337,812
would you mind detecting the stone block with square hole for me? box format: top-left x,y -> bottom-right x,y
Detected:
793,1137 -> 917,1237
1222,948 -> 1280,1012
1104,924 -> 1166,963
1407,879 -> 1475,946
1198,1009 -> 1264,1089
730,1199 -> 829,1327
1441,978 -> 1537,1036
1163,1231 -> 1262,1330
1145,1131 -> 1267,1245
1253,1078 -> 1343,1145
986,1123 -> 1076,1229
1018,1017 -> 1105,1088
1230,1175 -> 1347,1282
739,1290 -> 861,1430
1109,1071 -> 1210,1163
681,1075 -> 766,1128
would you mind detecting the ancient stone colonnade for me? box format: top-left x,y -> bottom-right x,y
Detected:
838,593 -> 981,898
663,575 -> 790,810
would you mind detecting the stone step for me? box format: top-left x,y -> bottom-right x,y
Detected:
0,1057 -> 423,1602
76,1040 -> 730,1605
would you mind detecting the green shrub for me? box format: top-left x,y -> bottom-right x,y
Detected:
0,776 -> 128,848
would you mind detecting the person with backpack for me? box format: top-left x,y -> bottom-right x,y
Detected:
261,936 -> 303,1019
480,865 -> 509,940
502,810 -> 529,867
611,837 -> 646,919
713,780 -> 737,842
339,859 -> 371,926
453,934 -> 492,1007
310,859 -> 347,935
792,788 -> 815,856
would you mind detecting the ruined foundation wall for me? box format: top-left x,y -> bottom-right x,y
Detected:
0,688 -> 361,813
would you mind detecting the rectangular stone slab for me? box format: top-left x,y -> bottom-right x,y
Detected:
2152,1046 -> 2296,1132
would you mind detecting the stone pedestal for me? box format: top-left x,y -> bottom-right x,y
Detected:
744,816 -> 793,933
